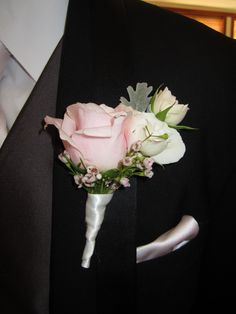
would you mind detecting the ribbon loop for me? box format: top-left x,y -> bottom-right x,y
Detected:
137,215 -> 199,263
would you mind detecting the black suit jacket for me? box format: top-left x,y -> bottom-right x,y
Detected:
0,1 -> 236,313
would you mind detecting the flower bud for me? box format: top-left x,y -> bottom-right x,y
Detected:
152,87 -> 189,125
120,177 -> 130,187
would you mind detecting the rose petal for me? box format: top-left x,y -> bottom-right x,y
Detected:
166,104 -> 189,125
152,128 -> 186,164
75,125 -> 112,137
44,115 -> 63,129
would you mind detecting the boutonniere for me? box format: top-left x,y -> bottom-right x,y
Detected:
44,83 -> 194,268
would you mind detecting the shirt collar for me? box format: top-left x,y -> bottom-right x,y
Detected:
0,0 -> 69,81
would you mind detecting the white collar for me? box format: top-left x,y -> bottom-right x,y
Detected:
0,0 -> 69,81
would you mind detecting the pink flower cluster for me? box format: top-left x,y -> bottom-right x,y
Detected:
58,143 -> 155,194
73,166 -> 102,188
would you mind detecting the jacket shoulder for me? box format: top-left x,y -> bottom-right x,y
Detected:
126,0 -> 236,52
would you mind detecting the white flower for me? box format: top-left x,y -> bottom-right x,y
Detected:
74,174 -> 83,188
152,126 -> 185,165
130,140 -> 142,152
120,177 -> 130,187
82,173 -> 96,187
96,173 -> 102,180
140,119 -> 169,157
58,153 -> 68,164
86,165 -> 99,175
151,87 -> 189,125
125,111 -> 185,165
58,150 -> 70,163
122,156 -> 133,166
143,158 -> 154,170
144,169 -> 154,178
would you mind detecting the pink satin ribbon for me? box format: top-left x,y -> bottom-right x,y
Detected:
137,215 -> 199,263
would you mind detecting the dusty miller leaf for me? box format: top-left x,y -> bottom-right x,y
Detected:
120,82 -> 153,112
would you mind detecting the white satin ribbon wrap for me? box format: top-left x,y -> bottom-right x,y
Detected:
81,193 -> 113,268
137,215 -> 199,263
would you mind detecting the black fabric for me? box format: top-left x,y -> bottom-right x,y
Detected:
126,1 -> 236,312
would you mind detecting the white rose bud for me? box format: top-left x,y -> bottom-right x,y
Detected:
152,87 -> 189,125
141,140 -> 167,157
58,153 -> 68,164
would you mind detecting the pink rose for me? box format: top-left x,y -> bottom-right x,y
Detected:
44,103 -> 128,171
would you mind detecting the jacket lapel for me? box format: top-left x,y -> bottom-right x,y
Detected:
0,41 -> 62,314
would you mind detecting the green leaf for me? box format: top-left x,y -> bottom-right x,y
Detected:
122,168 -> 135,177
103,168 -> 120,179
156,105 -> 173,121
79,158 -> 86,169
168,124 -> 198,130
150,91 -> 157,113
150,84 -> 164,113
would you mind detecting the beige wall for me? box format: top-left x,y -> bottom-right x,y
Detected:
146,0 -> 236,13
145,1 -> 236,38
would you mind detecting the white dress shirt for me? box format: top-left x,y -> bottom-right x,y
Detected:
0,0 -> 69,147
